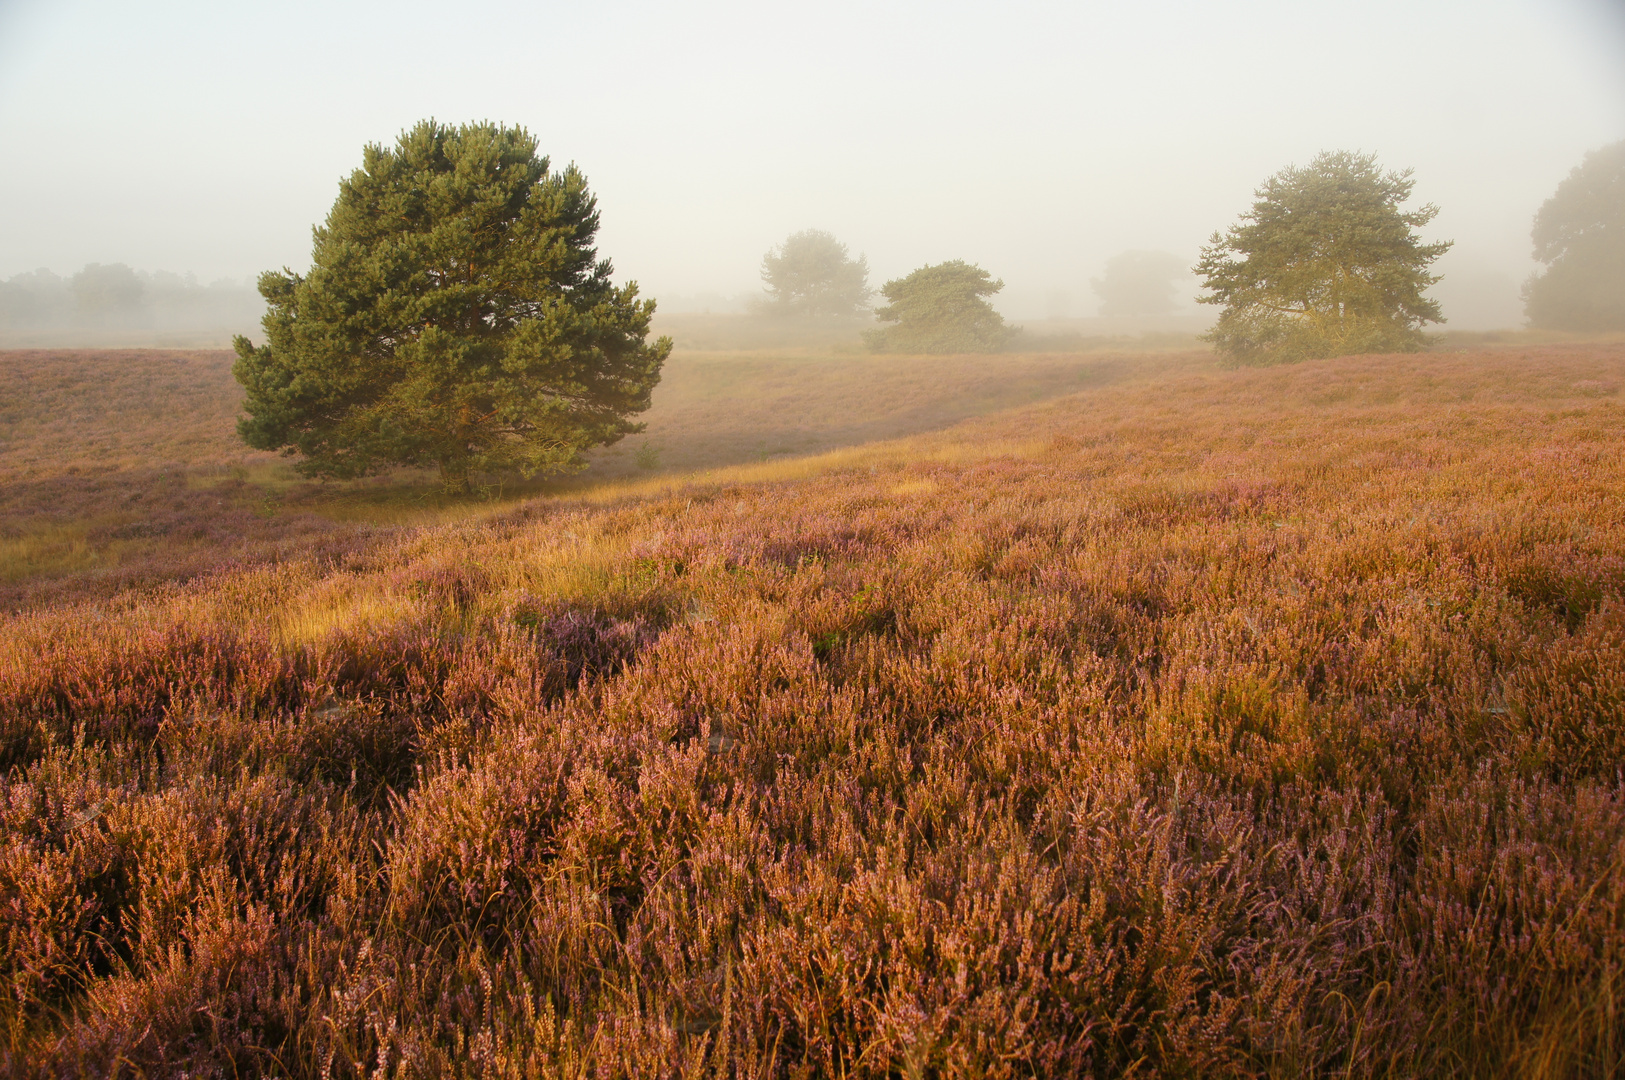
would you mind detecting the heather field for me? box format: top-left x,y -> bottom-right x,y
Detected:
0,347 -> 1121,612
2,344 -> 1625,1076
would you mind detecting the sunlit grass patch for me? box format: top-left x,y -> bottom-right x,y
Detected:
888,478 -> 939,497
0,520 -> 146,582
274,579 -> 425,646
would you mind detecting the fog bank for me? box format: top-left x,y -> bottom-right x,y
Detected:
0,265 -> 263,348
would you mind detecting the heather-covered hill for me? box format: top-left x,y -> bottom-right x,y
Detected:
0,347 -> 1128,611
2,345 -> 1623,1076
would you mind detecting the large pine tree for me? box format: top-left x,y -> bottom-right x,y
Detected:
233,120 -> 670,492
1196,151 -> 1451,366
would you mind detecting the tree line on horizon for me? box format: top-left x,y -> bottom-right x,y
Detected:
755,141 -> 1622,362
752,230 -> 1194,350
76,117 -> 1608,493
0,264 -> 263,335
0,121 -> 1605,492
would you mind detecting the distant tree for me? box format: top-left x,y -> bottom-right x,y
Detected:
71,263 -> 146,320
759,229 -> 872,319
865,260 -> 1013,354
233,120 -> 670,494
0,269 -> 71,330
1091,250 -> 1187,317
1523,140 -> 1625,331
1195,151 -> 1451,365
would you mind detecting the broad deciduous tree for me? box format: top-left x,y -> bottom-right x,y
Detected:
233,120 -> 670,493
1091,250 -> 1188,318
71,263 -> 146,321
758,229 -> 872,320
1196,151 -> 1450,366
1523,140 -> 1625,332
865,260 -> 1013,354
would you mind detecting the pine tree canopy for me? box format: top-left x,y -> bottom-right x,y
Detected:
1195,151 -> 1451,366
233,120 -> 670,492
865,260 -> 1013,354
1523,140 -> 1625,332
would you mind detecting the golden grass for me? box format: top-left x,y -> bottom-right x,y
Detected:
0,523 -> 109,582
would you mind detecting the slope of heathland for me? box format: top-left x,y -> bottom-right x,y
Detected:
1,345 -> 1623,1076
0,347 -> 1122,611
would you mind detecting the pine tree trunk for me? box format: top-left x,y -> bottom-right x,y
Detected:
439,461 -> 471,495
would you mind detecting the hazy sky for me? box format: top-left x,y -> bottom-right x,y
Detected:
1,0 -> 1622,322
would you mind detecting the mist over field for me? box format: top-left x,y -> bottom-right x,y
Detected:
1,0 -> 1621,337
0,265 -> 262,347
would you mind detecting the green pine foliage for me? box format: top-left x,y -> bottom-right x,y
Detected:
233,120 -> 671,493
1523,140 -> 1625,332
1196,151 -> 1451,366
865,260 -> 1014,354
